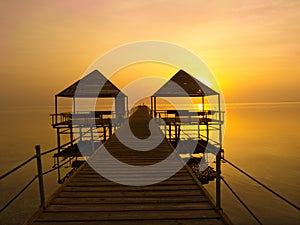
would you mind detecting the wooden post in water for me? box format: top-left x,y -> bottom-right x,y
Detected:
35,145 -> 45,208
216,93 -> 222,210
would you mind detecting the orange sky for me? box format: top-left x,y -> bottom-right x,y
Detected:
0,0 -> 299,107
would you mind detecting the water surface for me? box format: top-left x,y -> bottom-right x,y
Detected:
0,103 -> 299,224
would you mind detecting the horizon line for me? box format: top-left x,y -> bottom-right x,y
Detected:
0,100 -> 300,109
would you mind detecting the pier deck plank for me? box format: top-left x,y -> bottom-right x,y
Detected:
27,106 -> 227,225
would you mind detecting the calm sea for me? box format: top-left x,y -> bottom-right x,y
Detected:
0,102 -> 299,225
205,102 -> 300,225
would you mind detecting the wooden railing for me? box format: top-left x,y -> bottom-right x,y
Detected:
0,142 -> 81,213
155,109 -> 224,124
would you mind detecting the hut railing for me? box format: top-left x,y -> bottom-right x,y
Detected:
155,109 -> 224,123
51,110 -> 117,126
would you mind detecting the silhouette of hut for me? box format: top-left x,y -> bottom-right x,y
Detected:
151,69 -> 223,150
152,69 -> 218,98
51,70 -> 127,171
54,70 -> 127,124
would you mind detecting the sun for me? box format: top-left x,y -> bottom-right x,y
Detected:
198,103 -> 203,111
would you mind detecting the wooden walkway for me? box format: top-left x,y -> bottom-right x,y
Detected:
26,106 -> 229,225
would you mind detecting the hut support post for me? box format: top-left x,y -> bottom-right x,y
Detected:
154,97 -> 157,117
103,126 -> 107,141
150,96 -> 153,117
55,95 -> 58,124
126,96 -> 129,118
72,97 -> 76,114
69,125 -> 73,146
169,123 -> 172,142
206,123 -> 209,141
109,123 -> 112,137
174,124 -> 177,142
216,93 -> 222,210
90,124 -> 95,152
199,96 -> 205,139
79,127 -> 82,141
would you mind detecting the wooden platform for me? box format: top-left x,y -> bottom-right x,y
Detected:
26,106 -> 229,225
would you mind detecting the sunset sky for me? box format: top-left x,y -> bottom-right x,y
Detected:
1,0 -> 299,107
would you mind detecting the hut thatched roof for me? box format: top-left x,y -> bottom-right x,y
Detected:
153,70 -> 218,97
57,70 -> 125,98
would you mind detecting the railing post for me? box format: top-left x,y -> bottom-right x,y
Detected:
56,128 -> 61,183
216,93 -> 222,210
35,145 -> 45,208
216,150 -> 221,210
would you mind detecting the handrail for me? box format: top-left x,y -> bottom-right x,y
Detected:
0,144 -> 76,213
41,139 -> 79,156
157,112 -> 299,222
0,155 -> 36,180
40,147 -> 59,156
223,158 -> 300,211
42,157 -> 74,176
221,176 -> 263,225
178,129 -> 220,147
51,111 -> 116,126
0,175 -> 38,213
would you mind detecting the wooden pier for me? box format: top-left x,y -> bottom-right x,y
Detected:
26,106 -> 229,225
